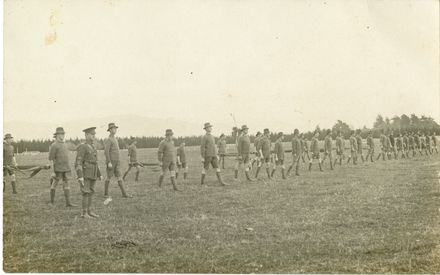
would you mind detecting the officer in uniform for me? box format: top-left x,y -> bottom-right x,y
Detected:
408,132 -> 416,157
365,131 -> 375,162
271,132 -> 286,179
414,131 -> 421,156
235,125 -> 253,182
158,129 -> 178,190
431,132 -> 438,154
3,133 -> 18,194
402,132 -> 409,158
376,129 -> 387,161
395,132 -> 404,159
255,128 -> 273,179
355,129 -> 364,163
251,131 -> 262,168
104,123 -> 131,198
425,132 -> 432,155
321,129 -> 334,170
420,132 -> 428,156
176,142 -> 188,180
287,129 -> 302,177
334,131 -> 345,166
217,134 -> 227,169
309,131 -> 323,172
200,122 -> 228,186
346,130 -> 358,165
301,134 -> 310,163
75,127 -> 102,218
49,127 -> 75,207
122,139 -> 140,182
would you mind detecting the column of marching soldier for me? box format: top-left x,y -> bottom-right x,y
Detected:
3,122 -> 438,218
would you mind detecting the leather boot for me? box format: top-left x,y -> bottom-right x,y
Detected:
308,163 -> 312,171
11,181 -> 17,194
361,155 -> 365,162
346,157 -> 351,164
64,189 -> 76,207
281,168 -> 286,179
201,174 -> 206,185
122,171 -> 129,181
118,180 -> 132,198
339,159 -> 342,166
271,168 -> 276,178
175,172 -> 179,179
333,159 -> 338,167
318,162 -> 323,172
50,189 -> 55,204
266,168 -> 271,179
234,170 -> 239,180
216,172 -> 227,186
245,171 -> 254,182
135,171 -> 139,182
158,175 -> 164,187
295,165 -> 300,176
286,165 -> 293,177
171,177 -> 178,191
184,172 -> 188,180
104,180 -> 110,197
255,166 -> 261,178
330,160 -> 333,170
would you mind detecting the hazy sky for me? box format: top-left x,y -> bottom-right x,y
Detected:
4,0 -> 439,138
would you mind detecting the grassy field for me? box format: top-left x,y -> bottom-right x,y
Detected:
3,142 -> 440,273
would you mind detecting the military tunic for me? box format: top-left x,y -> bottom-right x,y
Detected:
310,137 -> 320,158
336,137 -> 344,155
104,136 -> 121,178
274,140 -> 284,165
158,139 -> 176,171
367,136 -> 374,153
291,137 -> 302,160
201,133 -> 218,169
356,135 -> 363,154
237,134 -> 251,163
75,141 -> 101,194
217,139 -> 227,155
3,143 -> 16,176
259,136 -> 272,161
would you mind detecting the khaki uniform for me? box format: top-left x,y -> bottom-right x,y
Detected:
158,139 -> 176,172
104,136 -> 121,178
177,146 -> 187,167
274,140 -> 284,165
3,142 -> 17,193
260,135 -> 272,163
217,139 -> 227,155
237,134 -> 251,164
201,133 -> 218,169
356,135 -> 363,155
49,140 -> 71,190
75,141 -> 101,194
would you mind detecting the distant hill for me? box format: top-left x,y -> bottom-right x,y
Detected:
4,115 -> 232,140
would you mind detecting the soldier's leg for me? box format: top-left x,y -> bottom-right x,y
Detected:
135,166 -> 140,182
265,158 -> 272,179
122,165 -> 132,181
234,158 -> 240,180
329,153 -> 333,170
169,163 -> 178,191
281,160 -> 286,179
50,173 -> 60,204
62,173 -> 75,207
115,163 -> 131,198
211,158 -> 227,186
308,155 -> 313,171
104,163 -> 114,197
201,158 -> 209,185
87,180 -> 99,218
80,180 -> 91,218
254,157 -> 262,179
159,163 -> 166,187
318,154 -> 323,171
295,156 -> 301,176
10,173 -> 17,194
183,163 -> 188,180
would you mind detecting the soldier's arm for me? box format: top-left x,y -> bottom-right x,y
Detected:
75,145 -> 85,179
104,139 -> 111,164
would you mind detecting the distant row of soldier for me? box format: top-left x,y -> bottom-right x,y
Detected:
3,123 -> 438,219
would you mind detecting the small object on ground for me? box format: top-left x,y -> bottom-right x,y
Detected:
245,227 -> 254,231
111,240 -> 137,248
104,197 -> 112,205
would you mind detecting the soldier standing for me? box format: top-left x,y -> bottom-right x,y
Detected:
217,134 -> 227,169
346,130 -> 358,165
395,132 -> 404,159
408,132 -> 416,157
158,129 -> 179,191
287,129 -> 302,177
251,132 -> 262,168
122,139 -> 140,182
431,132 -> 438,154
255,128 -> 273,179
235,125 -> 253,181
420,132 -> 428,156
200,123 -> 228,186
3,133 -> 18,194
355,130 -> 364,163
176,142 -> 188,180
425,132 -> 432,155
334,131 -> 345,166
389,131 -> 397,159
49,127 -> 75,207
271,132 -> 286,179
104,123 -> 131,198
75,127 -> 102,218
402,132 -> 409,158
414,131 -> 422,156
365,131 -> 375,162
301,134 -> 311,163
376,129 -> 387,161
309,131 -> 323,172
321,129 -> 334,170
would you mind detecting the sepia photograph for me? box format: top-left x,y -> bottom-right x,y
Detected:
2,0 -> 440,273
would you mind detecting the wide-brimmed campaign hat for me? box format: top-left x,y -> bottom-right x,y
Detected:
263,128 -> 270,134
165,129 -> 174,136
107,123 -> 119,131
4,133 -> 13,140
241,125 -> 249,131
203,122 -> 213,129
54,127 -> 65,136
83,127 -> 97,135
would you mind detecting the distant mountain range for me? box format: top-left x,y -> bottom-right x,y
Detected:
3,115 -> 232,140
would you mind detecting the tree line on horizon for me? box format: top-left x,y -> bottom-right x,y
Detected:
11,113 -> 440,153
